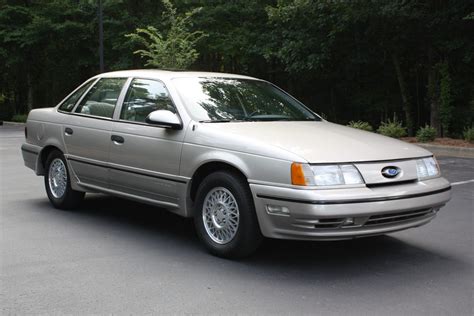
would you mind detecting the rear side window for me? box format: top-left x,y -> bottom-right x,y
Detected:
58,80 -> 94,112
120,78 -> 176,123
75,78 -> 127,118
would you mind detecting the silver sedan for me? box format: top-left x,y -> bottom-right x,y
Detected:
21,70 -> 451,258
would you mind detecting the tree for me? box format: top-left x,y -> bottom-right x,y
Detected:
0,1 -> 98,117
263,0 -> 473,135
125,0 -> 205,69
0,0 -> 472,138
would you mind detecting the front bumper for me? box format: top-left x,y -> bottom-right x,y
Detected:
250,177 -> 451,240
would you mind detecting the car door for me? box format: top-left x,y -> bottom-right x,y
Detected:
63,77 -> 127,188
108,78 -> 186,208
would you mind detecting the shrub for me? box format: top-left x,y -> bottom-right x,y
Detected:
416,125 -> 437,143
377,118 -> 407,138
11,114 -> 28,123
463,126 -> 474,143
347,120 -> 373,132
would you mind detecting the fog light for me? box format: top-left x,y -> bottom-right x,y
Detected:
343,217 -> 354,225
266,205 -> 290,216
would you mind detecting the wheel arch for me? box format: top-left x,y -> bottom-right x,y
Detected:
188,159 -> 263,257
188,160 -> 249,204
37,145 -> 63,175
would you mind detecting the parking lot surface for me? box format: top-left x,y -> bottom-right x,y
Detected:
1,124 -> 473,314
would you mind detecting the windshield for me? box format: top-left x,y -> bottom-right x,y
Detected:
172,77 -> 320,122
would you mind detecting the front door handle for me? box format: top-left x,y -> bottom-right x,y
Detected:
111,135 -> 124,144
65,127 -> 73,135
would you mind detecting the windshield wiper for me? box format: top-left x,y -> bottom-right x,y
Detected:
199,119 -> 233,123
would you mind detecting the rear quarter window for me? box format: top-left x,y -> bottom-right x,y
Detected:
58,80 -> 95,112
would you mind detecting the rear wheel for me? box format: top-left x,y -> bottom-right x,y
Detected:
194,171 -> 262,258
44,150 -> 84,209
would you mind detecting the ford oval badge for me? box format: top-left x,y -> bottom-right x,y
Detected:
381,166 -> 400,178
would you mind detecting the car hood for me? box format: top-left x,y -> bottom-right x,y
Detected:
203,121 -> 431,163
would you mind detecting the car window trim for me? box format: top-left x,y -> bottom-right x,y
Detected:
112,77 -> 133,120
65,111 -> 114,121
115,77 -> 184,128
56,76 -> 184,128
56,78 -> 99,114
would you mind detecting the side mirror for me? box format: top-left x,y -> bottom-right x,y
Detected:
145,110 -> 182,130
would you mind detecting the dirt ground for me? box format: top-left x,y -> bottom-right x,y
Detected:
402,137 -> 474,148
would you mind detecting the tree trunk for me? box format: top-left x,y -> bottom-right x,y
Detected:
26,72 -> 33,112
391,53 -> 413,135
427,48 -> 441,136
427,67 -> 441,136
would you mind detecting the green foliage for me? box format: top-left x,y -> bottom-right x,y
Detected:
377,118 -> 407,139
265,0 -> 348,74
188,1 -> 272,74
347,121 -> 373,132
438,63 -> 454,135
0,1 -> 98,115
11,114 -> 28,123
263,0 -> 472,134
463,12 -> 474,20
0,0 -> 471,135
463,126 -> 474,142
416,125 -> 437,143
125,1 -> 206,69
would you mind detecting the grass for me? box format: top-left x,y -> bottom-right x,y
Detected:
11,114 -> 28,123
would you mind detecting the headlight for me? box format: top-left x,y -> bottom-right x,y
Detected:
416,157 -> 440,179
291,163 -> 364,186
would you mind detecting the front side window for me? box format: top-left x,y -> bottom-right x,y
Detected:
120,78 -> 176,123
172,77 -> 320,122
75,78 -> 126,118
58,80 -> 94,112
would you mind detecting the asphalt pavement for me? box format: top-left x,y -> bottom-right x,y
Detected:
1,124 -> 473,315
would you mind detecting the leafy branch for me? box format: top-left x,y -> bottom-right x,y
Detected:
125,0 -> 206,69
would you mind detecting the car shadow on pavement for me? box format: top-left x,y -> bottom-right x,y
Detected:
33,193 -> 470,286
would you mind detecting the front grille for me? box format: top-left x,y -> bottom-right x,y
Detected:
364,208 -> 434,226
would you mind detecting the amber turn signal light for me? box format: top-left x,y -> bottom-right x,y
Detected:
291,163 -> 307,186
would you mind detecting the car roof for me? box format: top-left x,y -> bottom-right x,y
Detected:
95,69 -> 259,81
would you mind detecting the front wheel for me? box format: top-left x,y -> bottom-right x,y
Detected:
194,171 -> 262,258
44,150 -> 84,209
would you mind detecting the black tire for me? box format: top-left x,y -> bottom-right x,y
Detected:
44,150 -> 84,210
194,170 -> 262,258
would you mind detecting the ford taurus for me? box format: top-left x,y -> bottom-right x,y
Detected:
21,70 -> 451,258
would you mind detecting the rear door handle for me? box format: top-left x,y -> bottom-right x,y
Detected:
111,135 -> 124,144
65,127 -> 73,135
